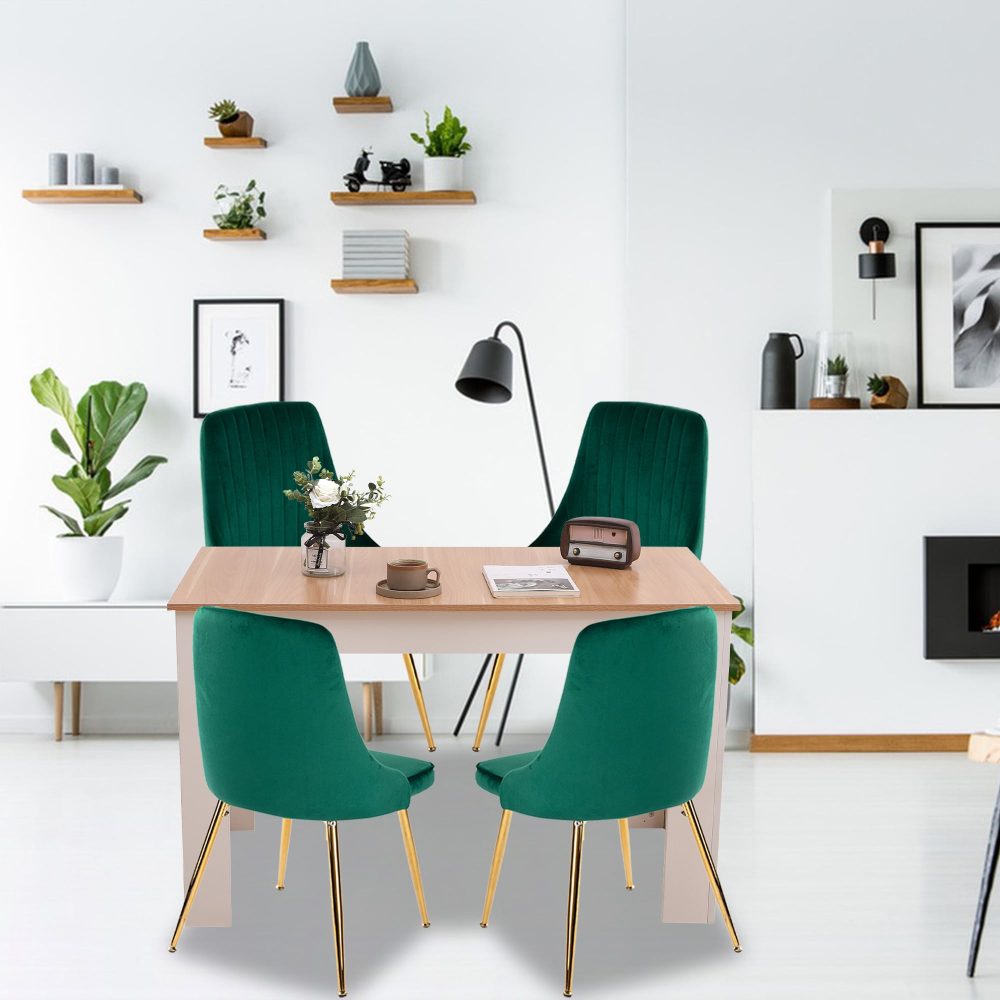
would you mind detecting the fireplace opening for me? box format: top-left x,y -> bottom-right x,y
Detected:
970,564 -> 1000,633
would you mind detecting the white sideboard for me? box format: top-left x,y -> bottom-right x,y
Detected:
752,411 -> 1000,741
0,601 -> 429,739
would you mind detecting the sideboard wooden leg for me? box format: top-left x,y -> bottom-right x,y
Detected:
71,681 -> 82,736
53,682 -> 64,742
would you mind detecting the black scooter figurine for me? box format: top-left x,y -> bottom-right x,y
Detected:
343,148 -> 412,192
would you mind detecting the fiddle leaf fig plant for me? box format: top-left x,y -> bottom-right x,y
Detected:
410,105 -> 471,157
729,596 -> 754,685
30,369 -> 167,537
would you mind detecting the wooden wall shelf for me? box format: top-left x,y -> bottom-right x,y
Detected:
333,96 -> 393,114
203,228 -> 266,241
22,188 -> 142,204
203,137 -> 268,148
330,190 -> 476,206
331,278 -> 417,294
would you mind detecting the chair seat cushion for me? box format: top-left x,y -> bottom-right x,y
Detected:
475,751 -> 540,796
371,751 -> 435,797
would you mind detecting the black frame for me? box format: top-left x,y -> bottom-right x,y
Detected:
915,222 -> 1000,409
192,298 -> 285,418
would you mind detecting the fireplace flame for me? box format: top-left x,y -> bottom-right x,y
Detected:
986,610 -> 1000,632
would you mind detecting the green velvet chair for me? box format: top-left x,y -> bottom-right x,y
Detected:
200,401 -> 435,752
474,606 -> 740,996
169,607 -> 434,997
459,401 -> 709,750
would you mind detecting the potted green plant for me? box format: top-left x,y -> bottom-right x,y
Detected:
30,369 -> 167,601
209,98 -> 254,139
729,597 -> 754,686
212,179 -> 266,230
284,458 -> 388,577
866,372 -> 909,409
824,354 -> 849,398
410,105 -> 471,191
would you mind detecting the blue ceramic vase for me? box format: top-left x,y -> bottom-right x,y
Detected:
345,41 -> 381,98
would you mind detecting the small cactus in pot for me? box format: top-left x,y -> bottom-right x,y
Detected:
867,373 -> 909,409
209,98 -> 254,138
824,354 -> 849,398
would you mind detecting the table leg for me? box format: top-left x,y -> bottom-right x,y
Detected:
362,682 -> 373,742
175,612 -> 232,927
53,682 -> 64,742
374,682 -> 384,735
660,609 -> 731,923
70,681 -> 81,736
968,779 -> 1000,976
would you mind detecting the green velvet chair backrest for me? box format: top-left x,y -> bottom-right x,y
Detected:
532,402 -> 708,555
200,401 -> 377,547
497,606 -> 718,821
193,606 -> 411,820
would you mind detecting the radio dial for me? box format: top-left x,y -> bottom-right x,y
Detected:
572,547 -> 581,556
614,551 -> 622,559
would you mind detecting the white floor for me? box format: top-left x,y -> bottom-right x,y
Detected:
1,735 -> 999,1000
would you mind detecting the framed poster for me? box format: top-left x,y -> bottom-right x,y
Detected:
916,223 -> 1000,408
193,299 -> 284,417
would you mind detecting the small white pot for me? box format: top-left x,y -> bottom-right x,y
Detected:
52,535 -> 124,602
423,156 -> 464,191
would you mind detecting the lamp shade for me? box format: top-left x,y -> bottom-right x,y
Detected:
858,252 -> 897,280
455,337 -> 513,403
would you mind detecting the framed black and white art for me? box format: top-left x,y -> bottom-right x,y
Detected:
193,299 -> 284,418
916,223 -> 1000,408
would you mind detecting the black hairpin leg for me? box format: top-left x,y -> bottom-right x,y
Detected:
495,654 -> 525,747
969,779 -> 1000,976
453,654 -> 493,736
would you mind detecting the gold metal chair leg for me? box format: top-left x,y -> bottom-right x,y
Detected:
169,799 -> 229,952
325,821 -> 348,997
276,818 -> 292,889
480,809 -> 512,927
681,800 -> 742,953
472,653 -> 506,752
402,653 -> 436,751
617,819 -> 635,890
397,810 -> 431,927
564,821 -> 585,997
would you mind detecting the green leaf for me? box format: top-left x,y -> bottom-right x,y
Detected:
732,624 -> 754,646
84,502 -> 130,537
729,645 -> 746,685
105,455 -> 167,500
52,474 -> 102,518
50,427 -> 75,458
41,505 -> 83,536
31,369 -> 85,450
77,381 -> 148,471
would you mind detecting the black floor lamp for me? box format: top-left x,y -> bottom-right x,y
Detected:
453,320 -> 556,745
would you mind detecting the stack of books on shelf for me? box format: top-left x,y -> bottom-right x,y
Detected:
342,229 -> 409,279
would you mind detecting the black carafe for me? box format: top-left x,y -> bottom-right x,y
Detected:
760,332 -> 803,409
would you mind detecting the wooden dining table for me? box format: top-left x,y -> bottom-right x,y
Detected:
168,545 -> 739,929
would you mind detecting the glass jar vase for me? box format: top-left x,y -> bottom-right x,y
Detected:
300,521 -> 347,577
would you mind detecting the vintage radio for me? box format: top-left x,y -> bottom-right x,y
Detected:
559,517 -> 641,569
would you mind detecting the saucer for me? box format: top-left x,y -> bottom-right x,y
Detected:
376,579 -> 442,600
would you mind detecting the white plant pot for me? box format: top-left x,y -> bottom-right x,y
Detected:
423,156 -> 463,191
52,535 -> 124,602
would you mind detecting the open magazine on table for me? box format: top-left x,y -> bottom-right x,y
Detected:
482,564 -> 580,598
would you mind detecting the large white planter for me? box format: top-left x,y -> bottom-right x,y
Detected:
423,156 -> 464,191
52,536 -> 124,602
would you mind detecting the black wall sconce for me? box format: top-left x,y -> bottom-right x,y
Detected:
858,216 -> 897,320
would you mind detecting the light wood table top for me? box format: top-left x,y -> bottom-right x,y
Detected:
969,732 -> 1000,763
168,546 -> 739,614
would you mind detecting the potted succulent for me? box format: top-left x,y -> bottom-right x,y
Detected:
213,179 -> 266,230
867,372 -> 909,409
410,105 -> 471,191
208,99 -> 254,139
824,354 -> 849,398
30,369 -> 167,601
284,458 -> 388,577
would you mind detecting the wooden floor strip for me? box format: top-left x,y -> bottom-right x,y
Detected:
749,733 -> 969,753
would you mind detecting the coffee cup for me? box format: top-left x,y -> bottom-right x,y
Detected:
387,559 -> 440,592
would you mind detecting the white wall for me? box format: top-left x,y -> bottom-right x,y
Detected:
626,0 -> 1000,732
0,0 -> 625,733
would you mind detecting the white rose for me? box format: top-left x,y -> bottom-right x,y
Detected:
309,479 -> 341,509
